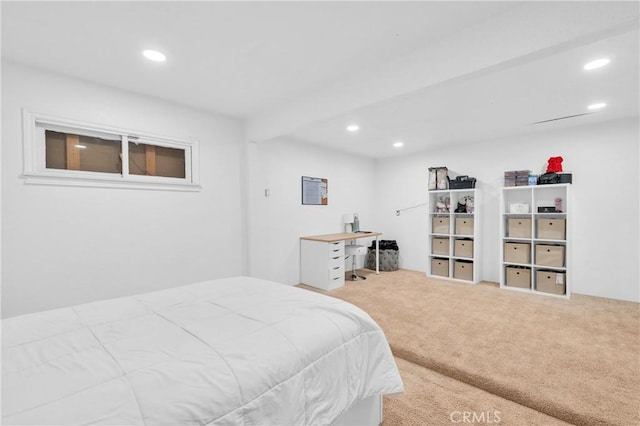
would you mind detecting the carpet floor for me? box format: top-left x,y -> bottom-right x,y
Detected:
301,269 -> 640,426
383,357 -> 571,426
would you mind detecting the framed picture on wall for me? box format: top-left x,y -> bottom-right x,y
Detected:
301,176 -> 328,205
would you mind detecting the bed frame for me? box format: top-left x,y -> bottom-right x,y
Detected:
333,394 -> 383,425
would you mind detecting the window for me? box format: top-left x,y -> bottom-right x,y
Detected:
45,130 -> 122,174
128,141 -> 185,178
23,111 -> 199,191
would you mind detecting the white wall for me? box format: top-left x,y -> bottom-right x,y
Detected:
1,62 -> 246,317
374,117 -> 640,302
247,137 -> 375,285
3,63 -> 637,317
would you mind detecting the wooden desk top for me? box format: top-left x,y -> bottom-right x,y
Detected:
300,232 -> 382,242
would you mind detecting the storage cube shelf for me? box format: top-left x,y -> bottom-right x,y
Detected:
500,184 -> 571,298
427,188 -> 481,284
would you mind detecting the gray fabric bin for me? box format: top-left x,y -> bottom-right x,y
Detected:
365,248 -> 399,271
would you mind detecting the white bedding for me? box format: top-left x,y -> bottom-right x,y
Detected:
2,276 -> 403,425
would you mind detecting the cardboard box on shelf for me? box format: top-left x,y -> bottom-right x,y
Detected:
454,239 -> 474,258
535,244 -> 565,267
537,218 -> 566,240
432,237 -> 450,255
536,270 -> 566,295
455,217 -> 474,235
432,216 -> 450,234
508,218 -> 532,238
505,266 -> 531,289
454,260 -> 473,281
431,258 -> 449,277
504,242 -> 531,264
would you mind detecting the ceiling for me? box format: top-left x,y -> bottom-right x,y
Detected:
291,28 -> 640,157
2,1 -> 639,158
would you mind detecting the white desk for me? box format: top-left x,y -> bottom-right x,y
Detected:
300,232 -> 382,290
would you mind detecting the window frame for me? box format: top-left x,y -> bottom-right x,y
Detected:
22,110 -> 200,191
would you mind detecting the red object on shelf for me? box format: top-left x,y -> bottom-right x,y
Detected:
546,156 -> 563,173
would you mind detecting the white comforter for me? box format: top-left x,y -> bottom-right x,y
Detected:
2,276 -> 403,425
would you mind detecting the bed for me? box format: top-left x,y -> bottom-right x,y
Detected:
2,276 -> 403,425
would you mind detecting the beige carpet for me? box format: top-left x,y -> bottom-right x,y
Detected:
300,269 -> 640,426
384,357 -> 571,426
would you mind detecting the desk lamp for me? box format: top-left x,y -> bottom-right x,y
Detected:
342,213 -> 354,233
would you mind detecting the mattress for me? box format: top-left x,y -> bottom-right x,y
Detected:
2,276 -> 403,425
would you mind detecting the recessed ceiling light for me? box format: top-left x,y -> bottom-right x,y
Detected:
393,141 -> 404,148
346,124 -> 360,132
142,49 -> 166,62
587,102 -> 607,110
583,58 -> 610,71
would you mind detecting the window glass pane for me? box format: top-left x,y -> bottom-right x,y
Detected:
129,142 -> 186,178
45,130 -> 122,174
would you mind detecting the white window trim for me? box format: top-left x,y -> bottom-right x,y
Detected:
22,110 -> 201,191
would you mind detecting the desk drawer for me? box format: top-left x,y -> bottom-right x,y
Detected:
328,241 -> 345,258
328,256 -> 344,269
300,238 -> 346,291
329,265 -> 345,280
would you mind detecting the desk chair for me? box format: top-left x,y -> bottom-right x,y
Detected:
345,244 -> 367,281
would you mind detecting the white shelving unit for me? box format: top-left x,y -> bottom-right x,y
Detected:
427,188 -> 481,284
500,184 -> 571,298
